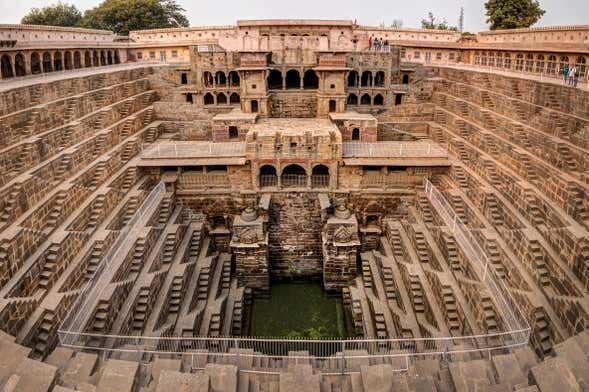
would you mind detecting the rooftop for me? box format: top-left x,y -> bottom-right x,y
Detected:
251,118 -> 339,137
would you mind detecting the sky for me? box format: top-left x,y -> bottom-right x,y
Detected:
1,0 -> 588,33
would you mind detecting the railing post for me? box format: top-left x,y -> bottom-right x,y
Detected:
235,338 -> 240,368
341,341 -> 346,374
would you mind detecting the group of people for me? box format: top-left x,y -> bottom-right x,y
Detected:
561,64 -> 583,88
368,37 -> 389,51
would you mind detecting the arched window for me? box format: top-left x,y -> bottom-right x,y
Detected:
84,51 -> 92,67
504,53 -> 511,68
228,71 -> 240,87
515,53 -> 524,71
14,54 -> 25,77
373,94 -> 384,105
285,69 -> 300,89
42,52 -> 52,73
217,93 -> 227,105
230,93 -> 240,104
402,74 -> 409,84
481,51 -> 487,66
303,69 -> 318,89
576,56 -> 587,78
54,52 -> 63,71
496,52 -> 503,68
73,51 -> 81,69
215,71 -> 226,86
259,165 -> 277,188
352,128 -> 360,141
547,55 -> 557,75
311,165 -> 329,188
374,71 -> 385,87
525,53 -> 534,72
203,71 -> 214,87
203,93 -> 214,105
30,52 -> 42,75
281,164 -> 307,188
360,93 -> 371,105
0,54 -> 13,79
347,94 -> 358,105
361,71 -> 372,87
64,51 -> 73,70
267,69 -> 282,89
348,70 -> 358,87
535,55 -> 545,73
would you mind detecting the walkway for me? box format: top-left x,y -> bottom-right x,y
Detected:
0,62 -> 163,92
431,62 -> 589,91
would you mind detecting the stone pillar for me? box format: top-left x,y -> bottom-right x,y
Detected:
231,206 -> 269,294
322,201 -> 360,292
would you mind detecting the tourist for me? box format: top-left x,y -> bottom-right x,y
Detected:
568,65 -> 576,86
573,68 -> 579,88
368,36 -> 372,51
562,64 -> 569,84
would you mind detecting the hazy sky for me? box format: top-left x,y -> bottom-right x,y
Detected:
2,0 -> 588,33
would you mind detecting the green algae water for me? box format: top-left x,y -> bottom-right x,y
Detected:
247,282 -> 350,338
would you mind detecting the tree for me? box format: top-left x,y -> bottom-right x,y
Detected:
391,19 -> 403,28
21,1 -> 82,27
421,12 -> 459,31
484,0 -> 545,30
79,0 -> 189,35
458,6 -> 464,33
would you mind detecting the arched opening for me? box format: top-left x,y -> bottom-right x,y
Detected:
93,51 -> 99,67
395,94 -> 402,105
107,50 -> 113,65
525,53 -> 534,72
481,51 -> 488,66
1,55 -> 13,78
535,54 -> 545,73
374,71 -> 385,87
352,128 -> 360,141
515,54 -> 524,71
547,55 -> 557,75
204,93 -> 214,105
30,52 -> 42,75
230,92 -> 240,104
229,126 -> 238,139
251,100 -> 258,113
73,51 -> 81,69
54,52 -> 63,71
267,69 -> 282,89
496,52 -> 503,68
329,100 -> 336,112
347,94 -> 358,105
64,51 -> 73,70
217,93 -> 227,105
576,56 -> 587,78
203,71 -> 214,87
228,71 -> 240,87
348,70 -> 358,87
311,165 -> 329,188
281,164 -> 307,188
181,73 -> 188,84
373,94 -> 384,105
100,51 -> 106,66
402,74 -> 409,84
186,93 -> 193,104
14,54 -> 25,77
84,51 -> 92,67
504,53 -> 511,68
360,93 -> 371,105
303,69 -> 318,89
361,71 -> 372,87
259,165 -> 277,188
285,69 -> 301,89
114,51 -> 120,64
215,71 -> 226,86
42,52 -> 52,73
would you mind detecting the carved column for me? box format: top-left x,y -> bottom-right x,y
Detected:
322,200 -> 360,292
231,206 -> 269,294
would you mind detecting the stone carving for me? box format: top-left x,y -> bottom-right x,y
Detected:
234,227 -> 258,244
333,225 -> 353,243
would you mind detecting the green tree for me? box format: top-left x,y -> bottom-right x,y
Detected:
79,0 -> 189,35
484,0 -> 545,30
421,12 -> 459,31
21,1 -> 82,27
